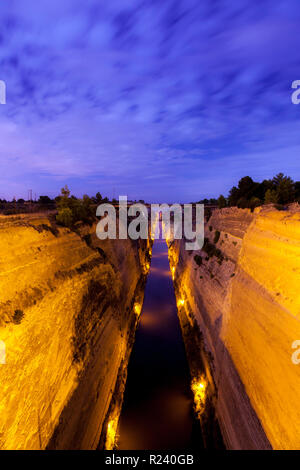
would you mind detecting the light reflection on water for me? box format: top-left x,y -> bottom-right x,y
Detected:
118,238 -> 202,450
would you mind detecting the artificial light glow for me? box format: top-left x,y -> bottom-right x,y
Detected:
134,303 -> 141,316
105,419 -> 118,450
191,377 -> 207,417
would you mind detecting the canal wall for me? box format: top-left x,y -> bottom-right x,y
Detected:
0,213 -> 151,449
168,204 -> 300,450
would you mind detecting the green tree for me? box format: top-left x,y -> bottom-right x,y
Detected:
56,185 -> 71,210
272,173 -> 294,204
228,186 -> 239,206
238,176 -> 256,198
38,195 -> 52,204
56,207 -> 73,228
217,195 -> 227,209
56,187 -> 94,227
249,197 -> 261,211
237,197 -> 248,209
60,185 -> 70,198
295,182 -> 300,202
264,189 -> 278,204
95,192 -> 102,203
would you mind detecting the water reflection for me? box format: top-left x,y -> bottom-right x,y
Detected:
118,238 -> 202,450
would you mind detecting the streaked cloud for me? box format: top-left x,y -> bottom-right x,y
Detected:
0,0 -> 299,201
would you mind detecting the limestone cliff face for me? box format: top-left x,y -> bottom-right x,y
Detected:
169,205 -> 300,450
0,213 -> 150,450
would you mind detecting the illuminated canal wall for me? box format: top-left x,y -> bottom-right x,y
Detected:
168,205 -> 300,450
0,213 -> 151,450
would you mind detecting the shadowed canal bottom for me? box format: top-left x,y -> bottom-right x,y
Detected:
118,238 -> 203,450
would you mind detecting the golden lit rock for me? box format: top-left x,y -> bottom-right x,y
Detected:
0,214 -> 149,450
171,205 -> 300,450
134,303 -> 142,316
105,419 -> 118,450
191,377 -> 207,417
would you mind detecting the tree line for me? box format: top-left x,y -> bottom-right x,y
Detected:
55,186 -> 107,227
215,173 -> 300,211
55,186 -> 143,228
0,187 -> 110,219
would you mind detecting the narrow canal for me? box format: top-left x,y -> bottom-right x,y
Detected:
118,237 -> 203,450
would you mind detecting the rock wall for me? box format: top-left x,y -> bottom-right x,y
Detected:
169,204 -> 300,450
0,213 -> 150,450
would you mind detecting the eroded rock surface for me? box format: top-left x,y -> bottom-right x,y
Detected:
169,205 -> 300,450
0,213 -> 150,449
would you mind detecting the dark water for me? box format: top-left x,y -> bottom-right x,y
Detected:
118,238 -> 203,450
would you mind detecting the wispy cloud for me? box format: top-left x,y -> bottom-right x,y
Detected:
0,0 -> 299,201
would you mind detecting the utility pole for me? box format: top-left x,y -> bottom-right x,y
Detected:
27,189 -> 33,213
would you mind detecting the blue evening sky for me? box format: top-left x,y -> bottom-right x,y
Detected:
0,0 -> 300,202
